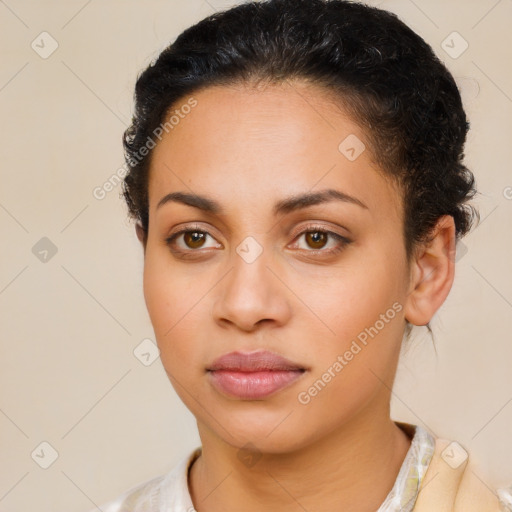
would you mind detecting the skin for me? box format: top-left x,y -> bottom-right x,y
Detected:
136,80 -> 456,512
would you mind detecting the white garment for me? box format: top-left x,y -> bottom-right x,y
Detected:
91,423 -> 511,512
94,446 -> 201,511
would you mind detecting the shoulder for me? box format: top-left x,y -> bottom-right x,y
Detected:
88,447 -> 201,512
94,472 -> 167,512
413,436 -> 511,512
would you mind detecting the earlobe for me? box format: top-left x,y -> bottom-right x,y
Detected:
403,215 -> 456,327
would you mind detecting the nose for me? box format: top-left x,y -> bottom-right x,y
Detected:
211,241 -> 292,332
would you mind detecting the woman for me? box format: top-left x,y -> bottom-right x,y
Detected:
93,0 -> 512,510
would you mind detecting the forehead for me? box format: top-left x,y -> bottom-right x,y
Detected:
147,81 -> 402,224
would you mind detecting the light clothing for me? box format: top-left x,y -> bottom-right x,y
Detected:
92,422 -> 512,511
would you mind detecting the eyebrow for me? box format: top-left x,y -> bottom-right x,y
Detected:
156,188 -> 368,216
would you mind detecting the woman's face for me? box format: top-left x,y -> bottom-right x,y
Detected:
142,81 -> 413,453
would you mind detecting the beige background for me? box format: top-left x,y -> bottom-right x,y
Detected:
0,0 -> 511,510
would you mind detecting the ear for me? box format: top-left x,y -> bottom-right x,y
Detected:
403,215 -> 456,326
135,221 -> 147,251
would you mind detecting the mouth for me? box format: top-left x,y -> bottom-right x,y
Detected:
206,350 -> 307,400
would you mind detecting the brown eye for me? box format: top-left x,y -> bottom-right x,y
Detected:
291,226 -> 352,256
183,231 -> 207,249
305,231 -> 328,249
165,225 -> 221,256
164,224 -> 351,260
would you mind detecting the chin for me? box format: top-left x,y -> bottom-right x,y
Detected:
201,408 -> 314,454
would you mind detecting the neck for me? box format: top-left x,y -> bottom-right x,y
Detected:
189,407 -> 412,512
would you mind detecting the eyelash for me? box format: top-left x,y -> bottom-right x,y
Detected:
164,223 -> 352,258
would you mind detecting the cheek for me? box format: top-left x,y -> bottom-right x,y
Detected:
142,253 -> 204,371
294,251 -> 406,399
293,280 -> 404,436
300,255 -> 403,344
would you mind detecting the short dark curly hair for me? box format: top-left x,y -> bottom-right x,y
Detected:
121,0 -> 479,340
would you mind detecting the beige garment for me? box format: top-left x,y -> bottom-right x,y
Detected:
413,437 -> 506,511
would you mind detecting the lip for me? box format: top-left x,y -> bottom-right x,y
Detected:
208,350 -> 305,372
207,350 -> 307,400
